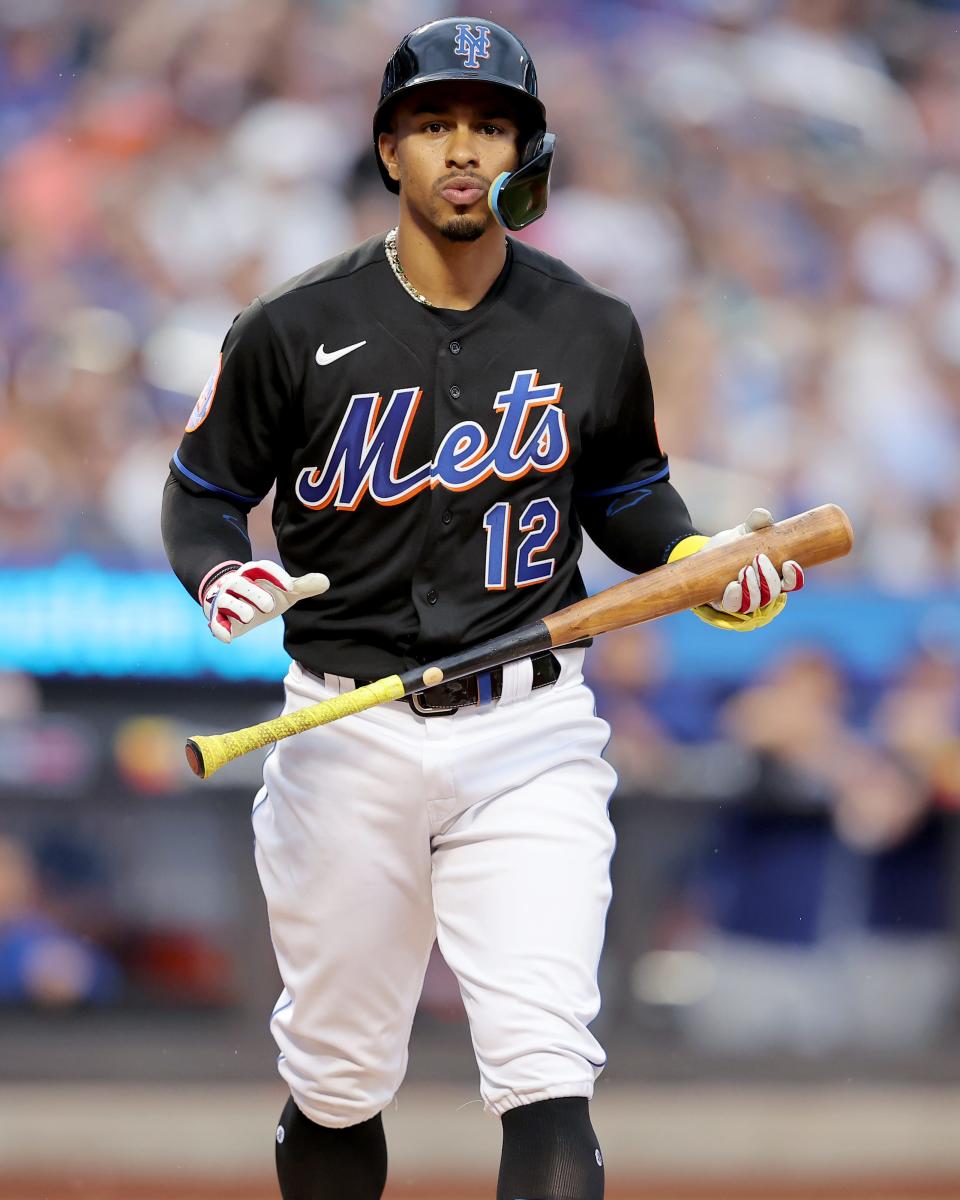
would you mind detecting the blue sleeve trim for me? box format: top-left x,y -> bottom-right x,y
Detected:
172,451 -> 263,505
576,463 -> 670,499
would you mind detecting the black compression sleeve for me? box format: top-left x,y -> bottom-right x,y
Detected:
275,1097 -> 387,1200
161,471 -> 253,603
574,312 -> 698,574
577,475 -> 698,576
498,1097 -> 603,1200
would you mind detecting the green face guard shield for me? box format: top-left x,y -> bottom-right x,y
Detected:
488,132 -> 557,232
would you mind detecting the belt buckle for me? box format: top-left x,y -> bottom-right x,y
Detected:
409,690 -> 460,717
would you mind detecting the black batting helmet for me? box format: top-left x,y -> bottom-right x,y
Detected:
372,17 -> 555,230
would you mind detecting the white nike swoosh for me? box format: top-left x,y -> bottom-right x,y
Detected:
315,340 -> 366,366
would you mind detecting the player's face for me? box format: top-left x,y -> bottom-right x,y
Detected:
380,83 -> 521,242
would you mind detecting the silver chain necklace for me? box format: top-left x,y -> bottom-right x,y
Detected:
384,227 -> 431,307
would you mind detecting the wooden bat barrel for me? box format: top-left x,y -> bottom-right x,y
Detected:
544,503 -> 853,645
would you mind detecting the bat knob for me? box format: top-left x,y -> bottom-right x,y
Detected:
185,739 -> 206,779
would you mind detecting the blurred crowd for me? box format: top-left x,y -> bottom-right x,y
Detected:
0,820 -> 236,1007
593,626 -> 960,1055
2,0 -> 960,582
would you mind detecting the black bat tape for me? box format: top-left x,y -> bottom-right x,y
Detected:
396,620 -> 553,696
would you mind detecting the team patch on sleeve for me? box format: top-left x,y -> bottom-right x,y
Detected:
185,353 -> 222,432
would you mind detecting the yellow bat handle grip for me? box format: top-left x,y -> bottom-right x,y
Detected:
185,674 -> 405,779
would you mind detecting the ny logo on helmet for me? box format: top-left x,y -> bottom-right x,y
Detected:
454,23 -> 490,70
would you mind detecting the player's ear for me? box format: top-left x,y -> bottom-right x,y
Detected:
378,130 -> 401,186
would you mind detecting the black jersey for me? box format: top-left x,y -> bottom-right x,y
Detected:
166,233 -> 695,679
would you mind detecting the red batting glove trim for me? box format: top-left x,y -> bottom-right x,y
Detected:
240,565 -> 287,591
738,567 -> 752,613
755,555 -> 771,607
781,560 -> 806,593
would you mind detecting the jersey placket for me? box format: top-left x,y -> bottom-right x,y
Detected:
408,309 -> 486,661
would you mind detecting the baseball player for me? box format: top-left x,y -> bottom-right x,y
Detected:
161,17 -> 803,1200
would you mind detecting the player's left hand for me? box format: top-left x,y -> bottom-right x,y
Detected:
668,508 -> 804,631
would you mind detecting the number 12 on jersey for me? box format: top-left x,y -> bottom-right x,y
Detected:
482,498 -> 559,590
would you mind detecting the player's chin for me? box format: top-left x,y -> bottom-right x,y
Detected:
437,211 -> 489,242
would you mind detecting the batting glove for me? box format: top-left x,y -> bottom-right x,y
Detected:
668,508 -> 804,631
201,560 -> 330,645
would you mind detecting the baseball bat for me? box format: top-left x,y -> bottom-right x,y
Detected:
186,503 -> 853,779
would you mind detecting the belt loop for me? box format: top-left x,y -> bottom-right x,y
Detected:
499,657 -> 534,706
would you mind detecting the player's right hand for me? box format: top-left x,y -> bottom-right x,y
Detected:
202,560 -> 330,645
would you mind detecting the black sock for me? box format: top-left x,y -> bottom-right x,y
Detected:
275,1096 -> 387,1200
497,1096 -> 604,1200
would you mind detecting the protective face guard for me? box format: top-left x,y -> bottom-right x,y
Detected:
488,132 -> 557,231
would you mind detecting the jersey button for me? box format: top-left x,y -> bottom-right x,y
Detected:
449,384 -> 461,398
449,340 -> 461,354
426,588 -> 439,605
441,509 -> 452,525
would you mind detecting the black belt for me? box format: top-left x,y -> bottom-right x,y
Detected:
355,650 -> 562,717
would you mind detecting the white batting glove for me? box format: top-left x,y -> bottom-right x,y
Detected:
668,508 -> 804,631
706,508 -> 804,616
201,560 -> 330,644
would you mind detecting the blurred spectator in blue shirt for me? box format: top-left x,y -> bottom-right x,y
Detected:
0,834 -> 120,1006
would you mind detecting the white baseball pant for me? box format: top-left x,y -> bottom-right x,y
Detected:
252,647 -> 616,1127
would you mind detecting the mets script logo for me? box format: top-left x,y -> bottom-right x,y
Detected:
296,370 -> 568,511
454,22 -> 491,70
